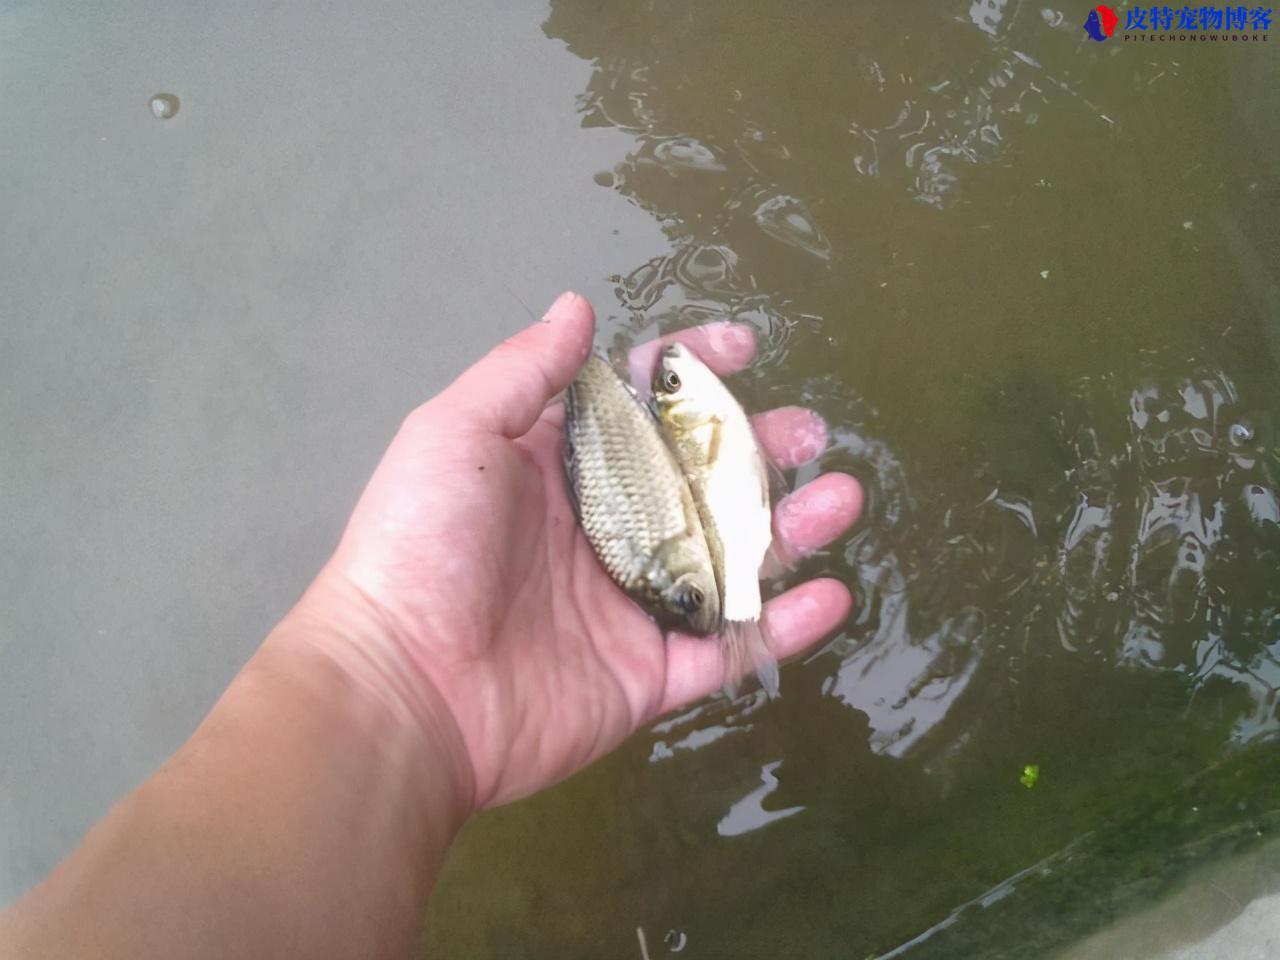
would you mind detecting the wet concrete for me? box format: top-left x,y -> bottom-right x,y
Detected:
1057,838 -> 1280,960
0,0 -> 662,904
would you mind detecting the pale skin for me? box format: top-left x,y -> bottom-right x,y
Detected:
0,292 -> 863,958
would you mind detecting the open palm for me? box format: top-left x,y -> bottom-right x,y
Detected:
311,293 -> 861,810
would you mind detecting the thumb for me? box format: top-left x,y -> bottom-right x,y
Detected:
438,292 -> 595,438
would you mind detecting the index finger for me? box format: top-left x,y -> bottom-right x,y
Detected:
626,321 -> 758,391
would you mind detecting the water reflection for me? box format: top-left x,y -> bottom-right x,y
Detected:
850,0 -> 1125,210
750,193 -> 832,260
554,0 -> 1280,753
426,1 -> 1280,956
1046,367 -> 1279,739
832,602 -> 987,758
716,761 -> 805,837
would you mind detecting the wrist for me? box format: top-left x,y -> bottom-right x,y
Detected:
4,597 -> 478,959
264,572 -> 477,822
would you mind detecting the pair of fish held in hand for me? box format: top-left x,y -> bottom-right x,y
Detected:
564,342 -> 779,696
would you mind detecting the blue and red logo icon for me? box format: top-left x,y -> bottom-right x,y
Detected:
1084,5 -> 1273,40
1084,4 -> 1119,39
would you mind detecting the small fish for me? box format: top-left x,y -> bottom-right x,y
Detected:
652,343 -> 780,696
564,355 -> 721,635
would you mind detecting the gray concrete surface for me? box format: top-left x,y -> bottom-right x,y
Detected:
0,0 -> 662,905
1162,896 -> 1280,960
1056,837 -> 1280,960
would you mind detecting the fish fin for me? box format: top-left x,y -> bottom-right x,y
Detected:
754,439 -> 790,582
561,387 -> 585,525
613,373 -> 661,423
721,619 -> 780,700
706,416 -> 725,464
764,455 -> 790,501
644,394 -> 661,423
719,674 -> 742,701
758,542 -> 790,582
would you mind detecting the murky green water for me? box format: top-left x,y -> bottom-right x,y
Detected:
426,2 -> 1280,956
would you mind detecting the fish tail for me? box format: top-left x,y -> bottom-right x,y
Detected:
721,619 -> 780,700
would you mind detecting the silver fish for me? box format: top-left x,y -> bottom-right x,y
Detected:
652,342 -> 779,695
564,355 -> 721,635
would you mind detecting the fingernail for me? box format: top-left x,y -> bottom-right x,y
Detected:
718,324 -> 752,349
727,327 -> 759,361
788,412 -> 826,463
539,292 -> 580,325
547,291 -> 580,314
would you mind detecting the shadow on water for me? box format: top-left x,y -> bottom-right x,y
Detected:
426,1 -> 1280,956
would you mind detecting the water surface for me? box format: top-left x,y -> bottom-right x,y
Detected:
426,1 -> 1280,956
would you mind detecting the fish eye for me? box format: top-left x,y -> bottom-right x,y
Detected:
661,370 -> 682,393
674,583 -> 704,614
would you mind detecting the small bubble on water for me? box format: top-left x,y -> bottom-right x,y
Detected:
653,137 -> 724,172
149,93 -> 180,119
1229,422 -> 1255,446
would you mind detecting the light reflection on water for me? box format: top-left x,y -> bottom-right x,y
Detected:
426,0 -> 1280,956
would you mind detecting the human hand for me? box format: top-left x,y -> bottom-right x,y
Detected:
288,292 -> 862,812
